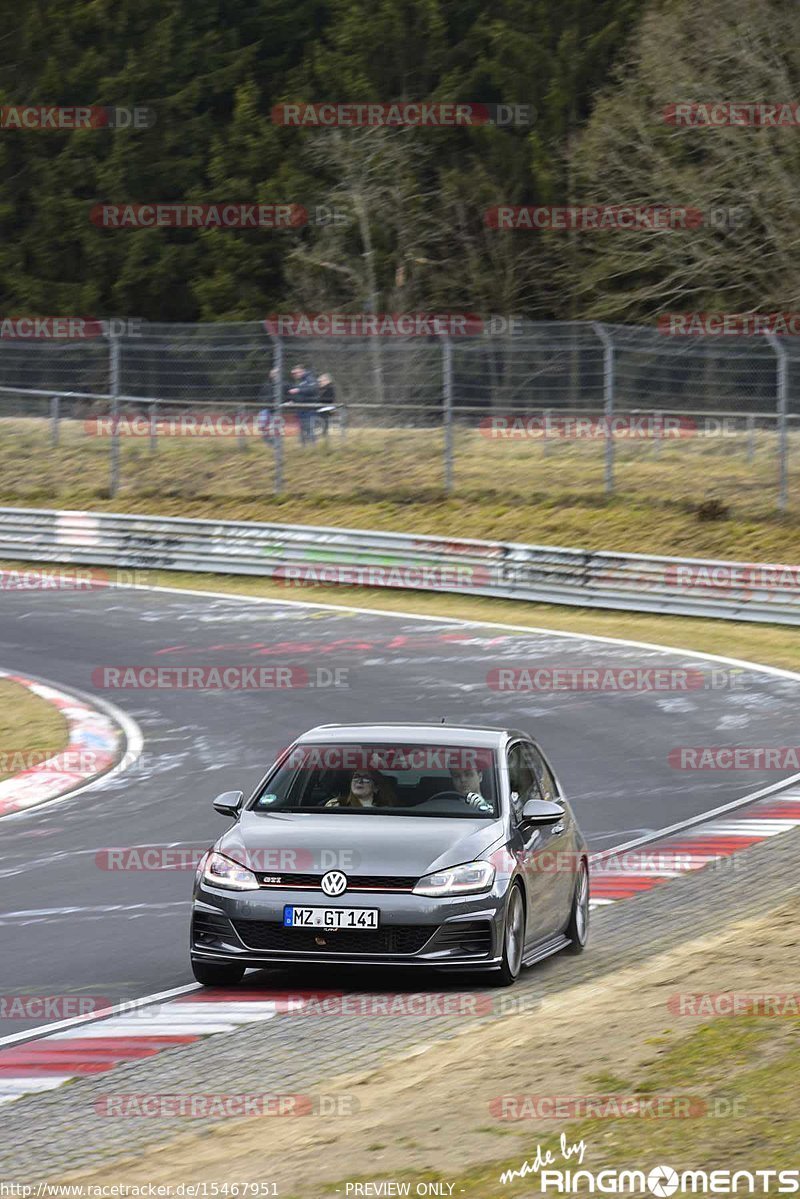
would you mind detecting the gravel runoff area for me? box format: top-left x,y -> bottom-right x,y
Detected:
2,815 -> 799,1181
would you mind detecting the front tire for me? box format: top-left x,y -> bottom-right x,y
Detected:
494,883 -> 525,986
565,860 -> 589,954
191,958 -> 245,987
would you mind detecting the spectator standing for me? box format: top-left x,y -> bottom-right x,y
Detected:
317,372 -> 337,439
287,364 -> 320,446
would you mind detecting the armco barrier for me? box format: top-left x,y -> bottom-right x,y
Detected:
0,506 -> 797,624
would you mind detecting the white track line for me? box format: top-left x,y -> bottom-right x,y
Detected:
2,576 -> 799,1054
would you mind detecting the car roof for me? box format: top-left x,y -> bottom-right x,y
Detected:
295,723 -> 529,749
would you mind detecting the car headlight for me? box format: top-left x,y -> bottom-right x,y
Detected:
413,860 -> 496,897
202,851 -> 259,891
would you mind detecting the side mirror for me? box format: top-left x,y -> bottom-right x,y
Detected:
213,790 -> 244,818
520,798 -> 563,827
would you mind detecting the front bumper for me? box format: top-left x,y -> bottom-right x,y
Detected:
191,882 -> 505,970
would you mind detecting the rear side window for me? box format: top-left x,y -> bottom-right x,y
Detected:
506,743 -> 542,805
523,744 -> 560,804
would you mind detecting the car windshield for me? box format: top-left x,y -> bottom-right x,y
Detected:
251,742 -> 499,818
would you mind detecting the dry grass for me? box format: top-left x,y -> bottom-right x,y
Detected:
65,898 -> 800,1195
0,676 -> 70,783
5,417 -> 799,561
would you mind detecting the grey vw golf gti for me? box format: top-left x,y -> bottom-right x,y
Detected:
191,723 -> 589,987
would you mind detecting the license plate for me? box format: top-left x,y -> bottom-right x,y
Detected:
283,906 -> 379,929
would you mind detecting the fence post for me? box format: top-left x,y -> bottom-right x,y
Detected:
766,334 -> 789,511
50,395 -> 60,448
442,336 -> 454,495
236,405 -> 248,452
543,407 -> 552,456
109,332 -> 121,498
593,323 -> 615,495
149,402 -> 158,453
746,413 -> 755,464
273,337 -> 284,496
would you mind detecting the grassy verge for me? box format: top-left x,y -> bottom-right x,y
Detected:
442,1017 -> 800,1196
66,895 -> 800,1194
2,419 -> 799,560
322,1011 -> 800,1198
0,676 -> 70,783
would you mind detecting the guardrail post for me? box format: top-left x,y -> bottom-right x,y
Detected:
109,333 -> 121,498
766,334 -> 789,511
442,336 -> 454,495
273,337 -> 284,496
50,395 -> 60,448
593,323 -> 615,495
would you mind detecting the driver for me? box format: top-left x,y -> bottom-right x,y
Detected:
449,766 -> 492,813
325,768 -> 393,808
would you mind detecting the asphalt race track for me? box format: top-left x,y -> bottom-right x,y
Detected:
2,585 -> 798,1039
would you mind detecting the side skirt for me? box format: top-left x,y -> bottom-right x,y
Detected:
521,933 -> 571,968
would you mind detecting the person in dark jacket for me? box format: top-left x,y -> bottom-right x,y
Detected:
317,373 -> 337,439
287,364 -> 320,445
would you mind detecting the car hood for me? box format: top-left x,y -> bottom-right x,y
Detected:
218,810 -> 505,878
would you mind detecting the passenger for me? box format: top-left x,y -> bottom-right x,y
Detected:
325,768 -> 394,808
449,766 -> 493,813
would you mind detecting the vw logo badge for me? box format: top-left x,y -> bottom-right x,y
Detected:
321,870 -> 347,897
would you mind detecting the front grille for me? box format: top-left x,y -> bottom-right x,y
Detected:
431,921 -> 493,957
192,911 -> 238,947
232,920 -> 434,955
256,873 -> 418,891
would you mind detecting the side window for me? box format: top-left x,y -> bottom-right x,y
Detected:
507,743 -> 543,811
523,744 -> 561,805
